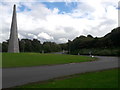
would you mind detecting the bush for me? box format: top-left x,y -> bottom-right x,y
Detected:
71,48 -> 119,56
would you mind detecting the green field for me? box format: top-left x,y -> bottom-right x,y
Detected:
2,53 -> 96,68
16,69 -> 118,88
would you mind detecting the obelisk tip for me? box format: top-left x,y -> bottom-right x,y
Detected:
14,4 -> 16,8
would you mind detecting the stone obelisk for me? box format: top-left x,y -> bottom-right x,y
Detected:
8,4 -> 19,53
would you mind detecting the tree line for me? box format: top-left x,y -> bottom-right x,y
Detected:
2,39 -> 62,53
68,27 -> 120,56
1,27 -> 120,56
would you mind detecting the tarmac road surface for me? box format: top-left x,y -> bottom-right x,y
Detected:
2,56 -> 119,88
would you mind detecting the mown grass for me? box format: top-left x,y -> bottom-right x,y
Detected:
0,53 -> 2,68
2,53 -> 96,68
16,69 -> 118,88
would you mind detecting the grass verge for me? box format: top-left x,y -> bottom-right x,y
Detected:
15,68 -> 118,88
2,53 -> 96,68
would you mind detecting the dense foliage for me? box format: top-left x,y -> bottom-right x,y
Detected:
2,39 -> 62,53
1,27 -> 120,56
68,27 -> 120,56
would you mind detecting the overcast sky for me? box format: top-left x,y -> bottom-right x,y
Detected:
0,0 -> 119,43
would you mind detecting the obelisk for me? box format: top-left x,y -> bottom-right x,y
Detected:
8,4 -> 19,53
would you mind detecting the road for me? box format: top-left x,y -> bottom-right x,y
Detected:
2,56 -> 119,88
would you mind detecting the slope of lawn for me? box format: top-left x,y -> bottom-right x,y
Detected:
2,53 -> 96,68
16,69 -> 118,88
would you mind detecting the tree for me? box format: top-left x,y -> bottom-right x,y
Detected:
0,43 -> 2,52
2,41 -> 8,52
87,35 -> 93,38
19,39 -> 25,52
23,39 -> 33,52
110,27 -> 120,47
32,39 -> 42,52
59,43 -> 68,50
43,42 -> 61,53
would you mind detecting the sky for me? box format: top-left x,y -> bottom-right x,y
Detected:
0,0 -> 119,43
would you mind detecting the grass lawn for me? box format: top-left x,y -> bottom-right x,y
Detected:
0,53 -> 1,68
15,69 -> 118,88
2,53 -> 96,68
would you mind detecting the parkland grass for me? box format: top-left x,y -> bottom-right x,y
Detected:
2,53 -> 96,68
16,69 -> 118,88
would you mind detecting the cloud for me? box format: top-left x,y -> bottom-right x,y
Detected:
0,0 -> 119,43
52,8 -> 59,14
38,32 -> 54,40
58,38 -> 68,43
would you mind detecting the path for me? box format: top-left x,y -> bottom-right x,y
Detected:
2,56 -> 119,88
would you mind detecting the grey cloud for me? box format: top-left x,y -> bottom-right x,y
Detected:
82,19 -> 117,37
